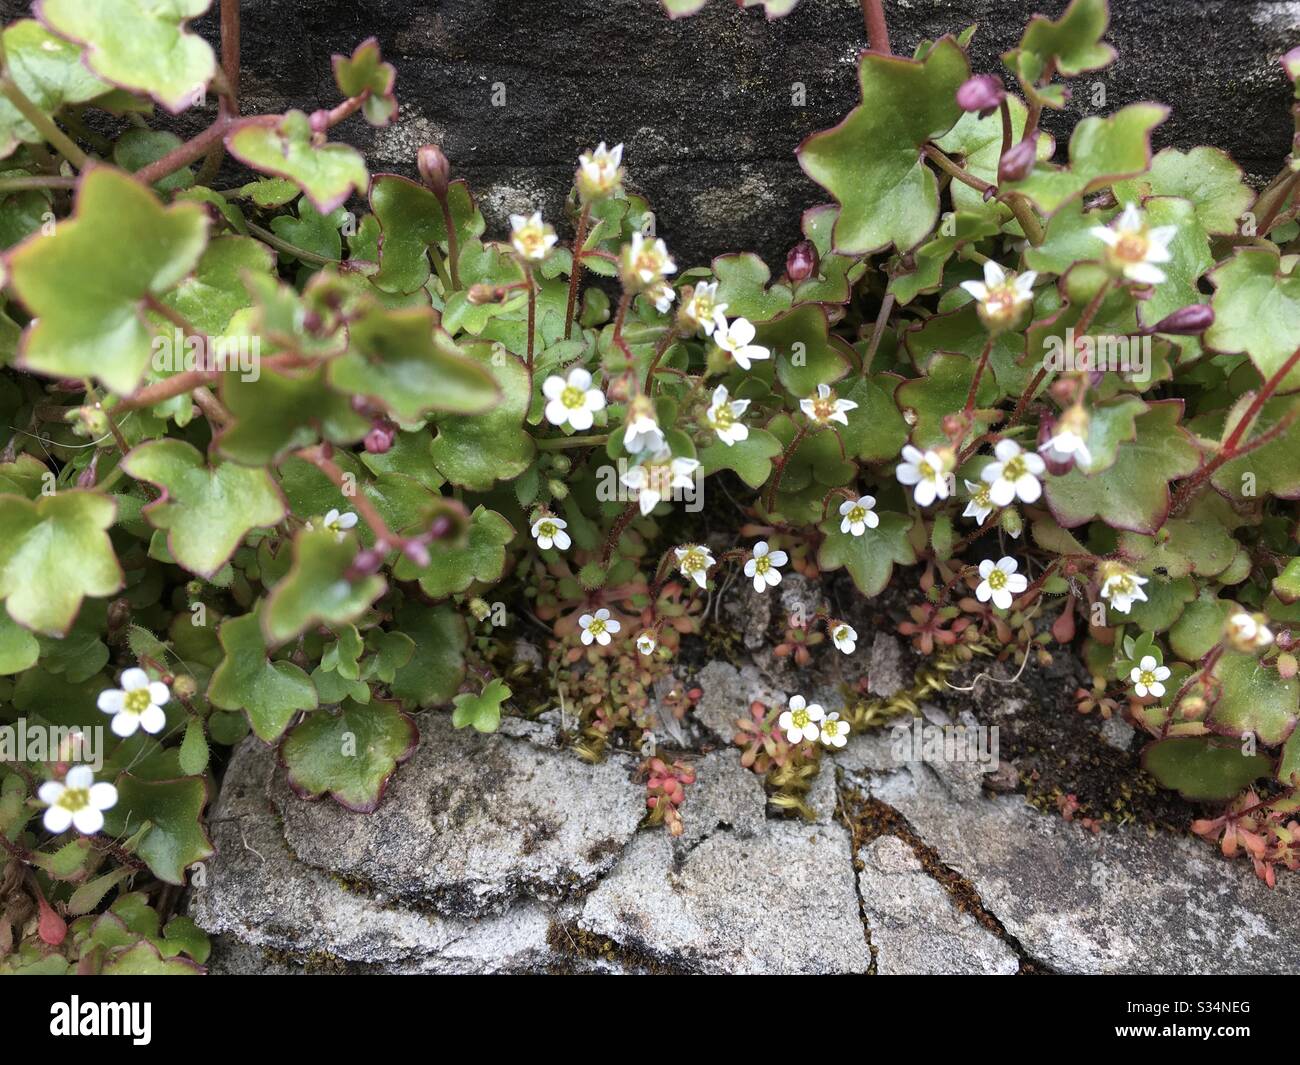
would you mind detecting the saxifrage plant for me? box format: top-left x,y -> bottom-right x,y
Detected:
0,0 -> 1298,972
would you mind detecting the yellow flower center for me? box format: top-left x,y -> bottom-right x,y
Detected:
823,719 -> 841,738
987,568 -> 1008,591
516,229 -> 547,257
711,404 -> 734,429
681,547 -> 706,573
972,485 -> 991,506
918,460 -> 935,480
59,787 -> 90,812
1139,670 -> 1156,687
562,385 -> 586,409
847,505 -> 866,525
983,284 -> 1022,322
587,618 -> 607,637
791,708 -> 809,729
125,688 -> 151,715
1001,455 -> 1026,481
538,521 -> 556,539
834,626 -> 849,642
811,395 -> 837,421
1113,231 -> 1150,264
754,556 -> 771,576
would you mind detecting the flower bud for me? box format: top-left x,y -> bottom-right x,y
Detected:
401,538 -> 431,569
469,597 -> 491,622
957,74 -> 1006,118
1151,304 -> 1215,336
365,423 -> 396,454
1180,695 -> 1207,721
173,674 -> 198,700
998,137 -> 1038,184
417,144 -> 450,198
547,478 -> 569,500
467,283 -> 500,305
999,506 -> 1023,539
346,548 -> 384,580
786,240 -> 818,283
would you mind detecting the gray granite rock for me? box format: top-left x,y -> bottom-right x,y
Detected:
275,714 -> 644,917
864,761 -> 1300,975
867,633 -> 910,699
678,749 -> 768,845
857,836 -> 1019,976
691,659 -> 787,742
577,821 -> 870,974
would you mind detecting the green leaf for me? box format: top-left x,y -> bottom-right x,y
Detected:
1169,592 -> 1234,662
178,719 -> 208,776
38,0 -> 215,114
332,37 -> 397,126
895,351 -> 999,448
217,365 -> 370,466
280,699 -> 417,812
710,254 -> 792,322
106,775 -> 214,885
1274,559 -> 1300,604
662,0 -> 708,16
1045,401 -> 1199,534
158,235 -> 275,337
1208,651 -> 1298,747
753,304 -> 852,396
1205,248 -> 1300,393
1114,147 -> 1253,237
270,198 -> 346,263
1142,737 -> 1272,801
328,305 -> 500,422
1211,395 -> 1300,502
835,374 -> 909,462
0,606 -> 39,674
392,505 -> 515,599
1280,729 -> 1300,787
933,97 -> 1047,225
389,603 -> 467,707
262,528 -> 386,646
9,168 -> 208,395
207,606 -> 318,742
225,110 -> 368,214
699,427 -> 783,489
817,512 -> 916,596
429,342 -> 535,490
1004,0 -> 1115,91
122,439 -> 286,578
113,128 -> 194,192
798,37 -> 967,254
0,491 -> 122,637
452,677 -> 511,733
0,19 -> 111,159
1003,104 -> 1167,214
1134,197 -> 1213,329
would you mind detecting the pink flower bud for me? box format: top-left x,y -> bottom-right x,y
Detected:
957,74 -> 1006,118
998,137 -> 1038,184
786,240 -> 818,283
346,548 -> 384,581
418,145 -> 451,198
1151,304 -> 1215,336
402,538 -> 431,569
365,423 -> 395,454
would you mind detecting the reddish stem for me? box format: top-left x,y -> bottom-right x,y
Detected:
564,204 -> 591,340
860,0 -> 891,54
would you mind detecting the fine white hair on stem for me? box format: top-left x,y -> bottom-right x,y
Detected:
944,634 -> 1033,693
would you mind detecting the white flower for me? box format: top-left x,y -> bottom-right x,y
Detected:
838,495 -> 879,537
636,632 -> 657,656
1039,428 -> 1093,471
1129,654 -> 1171,699
320,508 -> 358,540
800,383 -> 858,426
647,280 -> 676,314
976,556 -> 1028,611
1099,564 -> 1148,615
97,668 -> 169,738
675,544 -> 715,589
895,445 -> 952,507
819,711 -> 850,749
621,232 -> 676,288
704,384 -> 750,446
962,479 -> 994,525
623,400 -> 665,455
778,695 -> 824,744
621,451 -> 700,516
530,515 -> 570,551
543,367 -> 606,430
831,623 -> 857,655
744,540 -> 787,593
579,607 -> 622,647
38,766 -> 117,836
509,211 -> 558,262
1226,612 -> 1274,653
577,141 -> 624,199
1090,203 -> 1177,286
713,315 -> 770,370
960,260 -> 1036,330
981,439 -> 1045,507
681,281 -> 728,336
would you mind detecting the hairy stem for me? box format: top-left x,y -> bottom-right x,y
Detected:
859,0 -> 891,54
247,221 -> 340,266
861,292 -> 894,376
295,446 -> 399,548
600,502 -> 639,566
564,204 -> 591,340
536,433 -> 609,451
0,174 -> 75,194
0,75 -> 89,171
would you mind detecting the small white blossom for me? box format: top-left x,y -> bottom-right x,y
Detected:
960,260 -> 1036,330
962,479 -> 994,525
1099,564 -> 1148,615
38,766 -> 117,836
621,232 -> 676,288
713,315 -> 770,370
976,556 -> 1028,611
1091,203 -> 1177,286
97,668 -> 169,738
778,695 -> 824,744
636,632 -> 657,655
819,711 -> 850,749
1129,654 -> 1171,699
981,439 -> 1044,507
838,495 -> 879,537
623,400 -> 665,455
1039,428 -> 1093,471
800,383 -> 858,426
675,544 -> 715,589
317,508 -> 358,540
579,607 -> 622,647
577,141 -> 624,199
744,540 -> 787,593
621,452 -> 700,516
895,445 -> 952,507
831,623 -> 857,655
509,211 -> 558,261
1226,612 -> 1274,653
530,515 -> 570,551
704,385 -> 750,447
543,367 -> 606,430
681,281 -> 728,336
